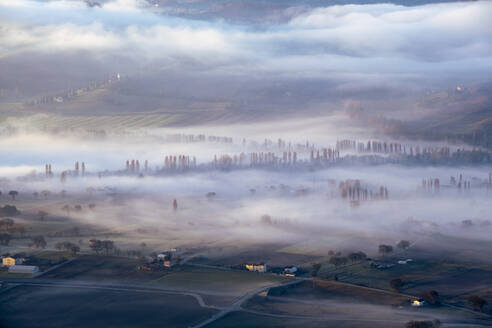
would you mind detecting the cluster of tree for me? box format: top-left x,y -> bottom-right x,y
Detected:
389,278 -> 405,291
379,240 -> 411,257
420,290 -> 440,305
55,241 -> 80,255
89,239 -> 115,255
30,235 -> 47,249
0,205 -> 20,217
61,204 -> 95,214
379,244 -> 394,256
405,319 -> 441,328
468,295 -> 488,312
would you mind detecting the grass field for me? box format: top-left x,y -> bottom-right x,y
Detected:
0,285 -> 217,328
268,280 -> 409,306
151,265 -> 290,294
40,255 -> 290,294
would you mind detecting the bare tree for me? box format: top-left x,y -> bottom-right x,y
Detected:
8,190 -> 18,200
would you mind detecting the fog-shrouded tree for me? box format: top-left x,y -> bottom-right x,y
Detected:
389,278 -> 404,291
0,218 -> 14,230
89,239 -> 103,254
311,262 -> 321,277
38,210 -> 48,221
55,241 -> 80,256
348,251 -> 367,263
467,295 -> 488,312
8,190 -> 18,201
62,205 -> 70,215
0,233 -> 11,245
379,244 -> 393,256
101,240 -> 114,255
397,240 -> 411,250
329,256 -> 349,267
40,190 -> 50,199
31,235 -> 47,249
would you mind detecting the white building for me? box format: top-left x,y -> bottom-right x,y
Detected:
284,266 -> 298,274
8,265 -> 39,274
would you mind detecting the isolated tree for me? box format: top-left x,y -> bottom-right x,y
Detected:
32,191 -> 39,199
0,233 -> 11,245
74,205 -> 82,212
62,205 -> 70,215
31,235 -> 47,249
40,190 -> 50,199
420,290 -> 440,305
38,210 -> 48,221
397,240 -> 411,250
88,203 -> 96,210
378,244 -> 393,256
172,199 -> 178,212
389,278 -> 405,291
8,190 -> 18,200
467,295 -> 487,311
311,262 -> 322,277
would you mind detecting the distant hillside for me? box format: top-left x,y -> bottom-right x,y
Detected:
347,82 -> 492,148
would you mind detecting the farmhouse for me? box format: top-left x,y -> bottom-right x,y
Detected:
411,299 -> 425,307
8,265 -> 39,274
2,257 -> 23,267
245,263 -> 267,273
